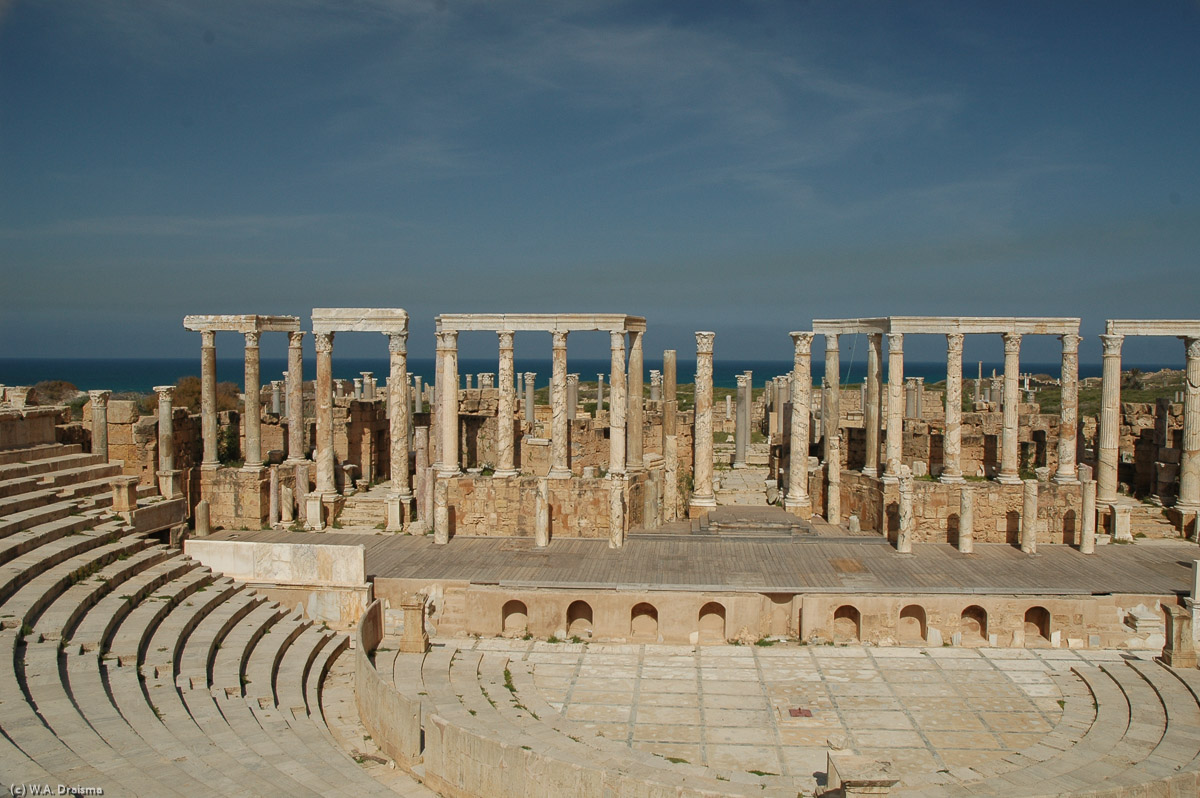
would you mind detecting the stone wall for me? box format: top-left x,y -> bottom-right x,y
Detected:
355,601 -> 422,765
0,406 -> 63,451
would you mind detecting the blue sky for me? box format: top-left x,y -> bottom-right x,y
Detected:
1,1 -> 1198,366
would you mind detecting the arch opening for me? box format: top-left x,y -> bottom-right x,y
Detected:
697,602 -> 726,644
566,600 -> 593,639
832,605 -> 861,642
502,600 -> 528,636
631,603 -> 659,641
961,605 -> 988,642
1024,606 -> 1051,641
898,604 -> 927,643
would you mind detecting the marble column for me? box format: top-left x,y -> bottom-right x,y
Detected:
1021,479 -> 1038,554
1053,334 -> 1082,483
608,474 -> 625,549
386,332 -> 412,530
433,478 -> 449,545
958,487 -> 974,554
155,385 -> 180,498
200,330 -> 218,466
548,331 -> 571,478
242,331 -> 263,468
596,373 -> 605,411
884,332 -> 904,480
437,331 -> 461,477
314,332 -> 336,494
1097,334 -> 1124,502
663,350 -> 677,434
88,390 -> 111,461
415,427 -> 431,525
627,331 -> 644,471
566,373 -> 578,421
495,331 -> 518,477
690,332 -> 717,511
609,333 -> 627,475
734,374 -> 750,467
431,347 -> 442,468
897,468 -> 914,553
286,331 -> 305,462
863,334 -> 883,477
915,378 -> 925,418
1179,337 -> 1200,511
905,378 -> 918,419
785,332 -> 813,517
942,333 -> 965,483
413,375 -> 423,414
524,372 -> 536,423
269,466 -> 280,526
270,381 -> 281,414
997,332 -> 1022,484
663,349 -> 679,521
535,478 -> 550,547
826,432 -> 841,524
1080,478 -> 1097,554
649,370 -> 662,402
823,334 -> 840,464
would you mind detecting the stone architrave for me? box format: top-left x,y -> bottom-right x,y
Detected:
1021,479 -> 1039,554
436,331 -> 461,477
549,331 -> 571,478
1179,337 -> 1200,512
200,331 -> 218,466
535,478 -> 550,547
494,331 -> 518,477
243,330 -> 263,468
286,331 -> 305,462
942,333 -> 965,483
609,333 -> 627,475
627,330 -> 644,471
896,468 -> 914,553
689,332 -> 717,512
433,478 -> 449,545
884,333 -> 904,480
1054,334 -> 1082,483
1080,479 -> 1097,554
89,390 -> 111,462
154,385 -> 181,498
608,474 -> 625,548
1097,334 -> 1124,502
826,433 -> 842,524
958,487 -> 974,554
824,334 -> 840,464
863,334 -> 883,478
386,331 -> 412,530
734,374 -> 750,467
313,332 -> 337,495
785,332 -> 814,517
997,332 -> 1023,485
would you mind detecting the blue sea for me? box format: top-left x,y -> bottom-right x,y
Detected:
0,357 -> 1155,395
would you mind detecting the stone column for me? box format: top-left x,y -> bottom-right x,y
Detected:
663,349 -> 678,521
608,474 -> 625,548
649,370 -> 662,402
155,385 -> 180,498
88,390 -> 111,461
286,331 -> 305,462
823,334 -> 840,464
269,466 -> 280,526
627,330 -> 644,471
863,334 -> 883,477
413,375 -> 423,414
1080,478 -> 1097,554
270,381 -> 281,415
415,427 -> 431,525
386,332 -> 412,530
431,346 -> 442,468
663,350 -> 677,432
1052,334 -> 1082,483
734,374 -> 750,467
200,330 -> 218,466
690,332 -> 717,512
609,332 -> 627,475
826,432 -> 841,524
535,478 -> 550,547
1097,334 -> 1124,502
495,331 -> 518,477
884,333 -> 904,479
523,372 -> 536,423
243,330 -> 263,468
566,373 -> 578,421
897,468 -> 914,553
785,332 -> 813,517
597,373 -> 605,411
352,378 -> 363,399
997,332 -> 1022,484
437,331 -> 461,476
1021,479 -> 1038,554
1179,337 -> 1200,511
314,332 -> 336,495
942,333 -> 965,483
904,378 -> 918,419
433,478 -> 449,545
958,487 -> 974,554
549,331 -> 571,478
725,394 -> 732,421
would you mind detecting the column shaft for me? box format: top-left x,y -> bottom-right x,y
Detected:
958,487 -> 974,553
496,331 -> 517,476
287,332 -> 305,461
524,373 -> 536,423
314,333 -> 336,493
200,331 -> 218,465
823,335 -> 840,463
627,331 -> 644,470
663,350 -> 677,436
689,332 -> 717,509
89,391 -> 111,462
1097,334 -> 1124,501
243,331 -> 262,468
609,333 -> 627,474
734,374 -> 750,467
785,332 -> 813,516
1180,338 -> 1200,508
1054,334 -> 1082,483
1021,479 -> 1038,554
864,334 -> 882,476
942,333 -> 965,482
1080,479 -> 1097,554
387,332 -> 412,498
155,386 -> 175,472
549,331 -> 570,478
884,333 -> 904,479
998,332 -> 1022,484
437,331 -> 461,476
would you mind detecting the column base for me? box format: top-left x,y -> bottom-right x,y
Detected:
156,469 -> 182,499
547,468 -> 573,479
436,467 -> 461,478
784,497 -> 812,519
939,473 -> 965,484
242,462 -> 265,472
861,466 -> 878,478
1052,469 -> 1080,485
492,469 -> 520,478
688,495 -> 716,519
996,473 -> 1023,486
306,492 -> 343,531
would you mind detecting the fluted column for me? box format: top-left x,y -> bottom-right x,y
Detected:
863,334 -> 882,477
823,334 -> 840,464
286,331 -> 305,462
785,332 -> 813,516
690,332 -> 717,511
89,390 -> 111,461
1179,337 -> 1200,510
495,331 -> 518,477
1097,334 -> 1124,502
314,332 -> 336,494
627,330 -> 644,471
437,331 -> 460,476
548,331 -> 571,478
608,332 -> 627,475
997,332 -> 1022,484
941,333 -> 965,483
387,331 -> 412,498
200,330 -> 218,466
884,332 -> 904,479
1053,334 -> 1082,483
243,330 -> 263,468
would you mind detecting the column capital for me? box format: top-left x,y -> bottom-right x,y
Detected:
736,373 -> 750,388
1100,333 -> 1124,356
200,329 -> 216,348
650,370 -> 662,385
886,331 -> 903,352
597,373 -> 605,382
696,331 -> 716,354
436,330 -> 458,349
314,331 -> 335,353
153,385 -> 174,400
788,331 -> 813,356
498,329 -> 515,350
288,330 -> 306,347
552,330 -> 568,349
88,390 -> 111,406
524,371 -> 536,381
825,333 -> 839,353
386,330 -> 408,354
1185,337 -> 1200,360
1059,333 -> 1081,353
244,330 -> 261,348
946,332 -> 964,351
1002,331 -> 1022,353
610,330 -> 625,350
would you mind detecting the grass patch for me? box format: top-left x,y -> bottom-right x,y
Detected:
546,635 -> 561,644
754,637 -> 775,647
503,668 -> 516,693
748,769 -> 777,777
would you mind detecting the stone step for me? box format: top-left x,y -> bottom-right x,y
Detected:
243,611 -> 311,705
141,579 -> 245,678
174,591 -> 265,688
71,556 -> 205,653
0,475 -> 119,519
0,513 -> 102,570
34,544 -> 168,642
0,451 -> 105,486
104,569 -> 225,665
273,626 -> 334,717
209,601 -> 289,694
0,443 -> 83,468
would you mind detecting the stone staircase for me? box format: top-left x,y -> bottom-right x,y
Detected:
0,443 -> 428,797
336,490 -> 388,529
1128,502 -> 1183,539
